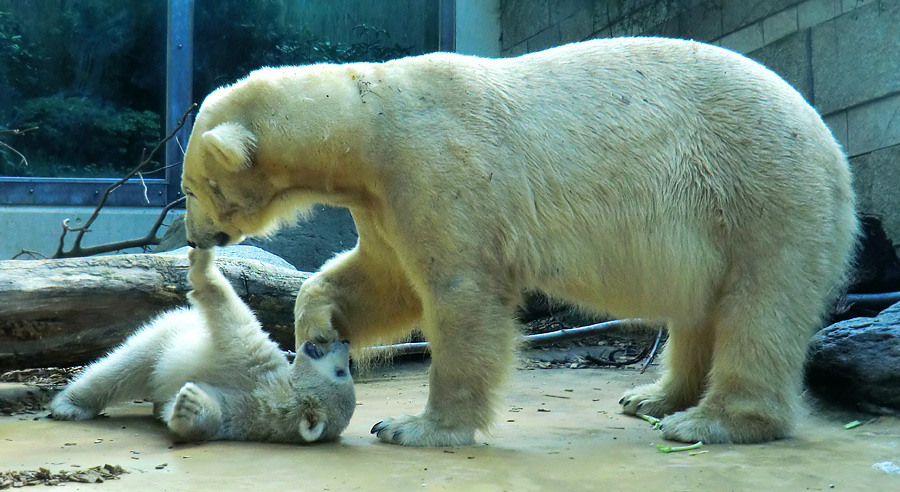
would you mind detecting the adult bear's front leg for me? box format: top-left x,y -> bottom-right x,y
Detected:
295,244 -> 422,349
371,276 -> 517,446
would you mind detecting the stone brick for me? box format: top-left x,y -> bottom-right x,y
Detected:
502,40 -> 529,57
762,6 -> 798,44
719,22 -> 764,53
824,110 -> 849,152
811,1 -> 900,114
606,0 -> 658,23
501,0 -> 550,50
722,0 -> 803,34
678,1 -> 724,42
550,0 -> 592,23
748,30 -> 812,103
841,0 -> 877,14
798,0 -> 841,30
851,144 -> 900,243
608,0 -> 677,37
847,93 -> 900,157
527,24 -> 563,52
593,0 -> 613,31
559,8 -> 595,43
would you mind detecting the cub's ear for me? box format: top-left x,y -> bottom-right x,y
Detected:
202,122 -> 257,172
299,406 -> 327,442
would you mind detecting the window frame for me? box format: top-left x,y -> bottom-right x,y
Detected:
0,0 -> 454,208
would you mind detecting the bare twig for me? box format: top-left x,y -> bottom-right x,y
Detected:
52,196 -> 186,258
0,126 -> 39,167
640,327 -> 665,374
10,249 -> 48,260
51,104 -> 197,259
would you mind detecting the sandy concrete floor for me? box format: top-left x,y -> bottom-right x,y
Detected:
2,362 -> 899,491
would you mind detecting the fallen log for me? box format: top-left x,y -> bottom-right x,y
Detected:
0,254 -> 309,371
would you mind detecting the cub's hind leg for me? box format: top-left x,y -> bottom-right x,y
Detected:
50,313 -> 184,420
163,382 -> 223,441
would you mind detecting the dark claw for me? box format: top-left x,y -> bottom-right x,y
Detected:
371,421 -> 385,435
618,397 -> 625,405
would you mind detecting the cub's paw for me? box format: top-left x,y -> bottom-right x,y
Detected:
370,414 -> 476,447
48,396 -> 98,421
657,406 -> 788,445
167,383 -> 221,441
619,382 -> 685,418
187,248 -> 218,285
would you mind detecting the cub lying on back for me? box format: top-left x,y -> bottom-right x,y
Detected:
50,248 -> 355,443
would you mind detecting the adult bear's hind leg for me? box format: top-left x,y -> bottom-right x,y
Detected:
620,318 -> 714,418
657,283 -> 817,444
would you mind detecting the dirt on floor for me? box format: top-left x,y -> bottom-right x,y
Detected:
1,354 -> 900,492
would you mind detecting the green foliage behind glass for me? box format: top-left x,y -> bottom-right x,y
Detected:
2,96 -> 160,177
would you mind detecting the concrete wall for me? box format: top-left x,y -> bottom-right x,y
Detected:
0,206 -> 181,259
500,0 -> 900,244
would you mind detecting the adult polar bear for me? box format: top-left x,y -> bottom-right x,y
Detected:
181,37 -> 857,446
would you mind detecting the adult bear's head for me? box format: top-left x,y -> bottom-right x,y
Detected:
181,65 -> 379,249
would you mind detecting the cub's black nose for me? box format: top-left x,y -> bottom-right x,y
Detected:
301,341 -> 325,360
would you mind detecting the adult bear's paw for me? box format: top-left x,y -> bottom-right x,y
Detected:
619,382 -> 687,418
371,414 -> 476,447
656,405 -> 788,445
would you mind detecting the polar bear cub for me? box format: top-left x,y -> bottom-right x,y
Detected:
50,248 -> 356,443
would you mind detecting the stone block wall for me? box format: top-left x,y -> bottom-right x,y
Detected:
500,0 -> 900,245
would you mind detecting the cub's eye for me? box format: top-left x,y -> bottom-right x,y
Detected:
183,188 -> 196,198
335,369 -> 347,378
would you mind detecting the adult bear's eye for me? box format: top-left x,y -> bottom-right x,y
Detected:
335,369 -> 347,378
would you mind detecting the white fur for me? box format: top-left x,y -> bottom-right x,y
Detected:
180,37 -> 858,445
50,248 -> 356,443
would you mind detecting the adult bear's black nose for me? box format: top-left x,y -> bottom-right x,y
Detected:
187,240 -> 197,248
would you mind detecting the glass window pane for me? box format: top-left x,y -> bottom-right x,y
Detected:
193,0 -> 440,99
0,1 -> 165,178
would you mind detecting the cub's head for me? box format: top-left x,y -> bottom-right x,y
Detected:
290,340 -> 356,442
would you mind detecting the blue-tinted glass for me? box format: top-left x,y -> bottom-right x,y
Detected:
193,0 -> 439,99
0,1 -> 166,178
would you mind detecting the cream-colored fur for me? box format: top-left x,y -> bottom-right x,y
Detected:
180,37 -> 858,446
50,248 -> 356,443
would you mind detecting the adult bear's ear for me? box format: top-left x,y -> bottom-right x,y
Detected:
202,122 -> 257,172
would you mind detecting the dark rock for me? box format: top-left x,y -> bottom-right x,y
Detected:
849,214 -> 900,294
153,214 -> 189,252
806,302 -> 900,414
244,205 -> 357,272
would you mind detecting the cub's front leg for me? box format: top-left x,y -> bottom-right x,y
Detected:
164,382 -> 223,442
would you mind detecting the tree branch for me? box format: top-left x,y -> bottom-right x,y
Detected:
50,104 -> 197,259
